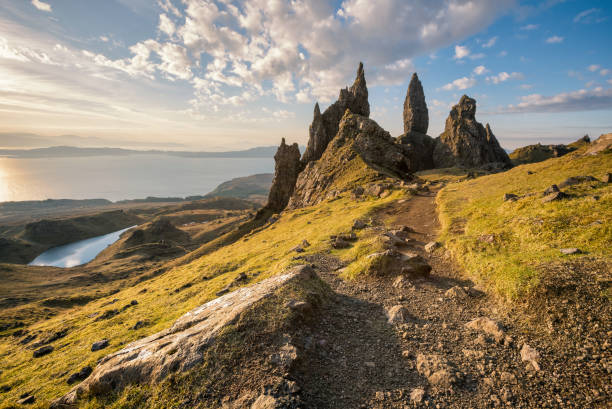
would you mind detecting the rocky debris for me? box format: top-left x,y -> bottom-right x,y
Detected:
520,343 -> 540,371
17,394 -> 35,405
301,63 -> 370,166
444,286 -> 468,299
465,317 -> 505,343
301,239 -> 310,248
416,353 -> 462,387
424,241 -> 440,253
95,308 -> 119,321
91,339 -> 109,352
584,132 -> 612,155
385,305 -> 412,324
542,191 -> 569,203
401,254 -> 432,278
33,345 -> 53,358
560,248 -> 581,255
558,175 -> 598,188
264,138 -> 302,212
32,329 -> 68,348
364,250 -> 430,277
293,246 -> 305,253
409,387 -> 425,404
53,265 -> 318,406
392,275 -> 414,289
352,219 -> 367,230
403,73 -> 429,134
130,320 -> 150,330
503,193 -> 518,202
67,366 -> 93,385
433,95 -> 512,169
543,184 -> 560,195
331,237 -> 351,249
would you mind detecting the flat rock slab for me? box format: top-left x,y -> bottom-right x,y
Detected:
54,265 -> 316,407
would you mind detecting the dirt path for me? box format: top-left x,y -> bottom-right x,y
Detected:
292,190 -> 610,408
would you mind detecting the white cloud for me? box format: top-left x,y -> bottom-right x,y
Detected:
504,87 -> 612,113
546,36 -> 563,44
601,69 -> 610,76
159,14 -> 176,37
157,43 -> 192,80
158,0 -> 181,17
441,76 -> 476,91
573,8 -> 603,24
99,36 -> 109,42
486,71 -> 523,84
520,84 -> 533,90
482,36 -> 498,48
31,0 -> 51,12
520,24 -> 538,30
469,53 -> 485,60
473,65 -> 488,75
588,64 -> 601,72
498,50 -> 508,57
454,45 -> 470,59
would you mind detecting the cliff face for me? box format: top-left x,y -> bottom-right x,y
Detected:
301,63 -> 370,166
433,95 -> 511,169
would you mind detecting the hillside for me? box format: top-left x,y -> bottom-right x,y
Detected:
0,65 -> 610,409
203,173 -> 273,203
508,135 -> 590,165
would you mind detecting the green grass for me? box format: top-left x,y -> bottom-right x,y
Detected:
437,151 -> 612,299
0,160 -> 404,408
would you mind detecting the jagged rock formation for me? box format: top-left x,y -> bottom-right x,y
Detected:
52,265 -> 320,408
396,73 -> 435,170
509,135 -> 590,165
403,73 -> 428,134
288,110 -> 414,209
301,62 -> 370,166
433,95 -> 511,169
264,138 -> 301,212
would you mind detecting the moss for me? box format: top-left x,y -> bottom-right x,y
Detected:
437,151 -> 612,299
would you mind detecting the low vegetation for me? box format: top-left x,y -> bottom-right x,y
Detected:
437,150 -> 611,298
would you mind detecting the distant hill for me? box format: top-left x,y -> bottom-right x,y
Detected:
0,145 -> 279,159
509,135 -> 590,165
204,173 -> 273,203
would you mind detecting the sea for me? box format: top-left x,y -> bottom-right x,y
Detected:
0,154 -> 274,202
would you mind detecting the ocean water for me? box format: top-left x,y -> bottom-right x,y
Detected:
0,154 -> 274,202
28,225 -> 137,267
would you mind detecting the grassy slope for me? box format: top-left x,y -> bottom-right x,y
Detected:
437,150 -> 611,298
0,157 -> 403,408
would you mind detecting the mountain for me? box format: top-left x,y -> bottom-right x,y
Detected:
1,63 -> 611,409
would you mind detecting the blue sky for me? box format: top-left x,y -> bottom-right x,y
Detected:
0,0 -> 610,150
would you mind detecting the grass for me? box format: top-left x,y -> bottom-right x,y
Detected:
437,150 -> 611,299
0,160 -> 404,408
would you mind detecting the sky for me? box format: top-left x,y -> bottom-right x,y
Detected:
0,0 -> 611,150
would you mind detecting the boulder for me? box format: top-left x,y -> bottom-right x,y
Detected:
67,367 -> 93,385
465,317 -> 505,343
385,305 -> 412,324
558,175 -> 598,188
560,248 -> 581,255
410,388 -> 425,404
424,241 -> 440,253
264,138 -> 301,212
433,95 -> 512,169
542,191 -> 569,203
520,343 -> 540,371
301,62 -> 370,166
444,286 -> 468,299
33,345 -> 53,358
605,173 -> 612,183
503,193 -> 519,202
17,395 -> 35,405
91,339 -> 109,352
53,265 -> 318,406
543,185 -> 560,195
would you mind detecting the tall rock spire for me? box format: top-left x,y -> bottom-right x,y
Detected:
403,73 -> 428,134
301,62 -> 370,167
265,138 -> 301,212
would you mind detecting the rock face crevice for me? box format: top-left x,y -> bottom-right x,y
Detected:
301,62 -> 370,166
433,95 -> 511,169
264,138 -> 301,212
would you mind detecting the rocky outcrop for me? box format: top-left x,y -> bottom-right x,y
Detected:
301,63 -> 370,166
509,135 -> 591,165
53,265 -> 319,407
403,73 -> 428,134
584,133 -> 612,155
288,111 -> 414,209
264,138 -> 301,212
433,95 -> 511,169
396,73 -> 435,170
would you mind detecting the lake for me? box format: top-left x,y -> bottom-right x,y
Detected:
29,225 -> 137,268
0,154 -> 274,202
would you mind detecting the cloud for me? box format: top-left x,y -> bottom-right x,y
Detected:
520,84 -> 533,89
520,24 -> 538,30
158,0 -> 181,17
482,36 -> 498,48
31,0 -> 51,12
159,13 -> 176,37
588,64 -> 601,72
486,71 -> 523,84
573,8 -> 604,24
601,69 -> 610,76
498,50 -> 508,57
473,65 -> 488,75
546,35 -> 563,44
504,87 -> 612,113
99,36 -> 109,42
454,45 -> 470,59
441,76 -> 477,91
